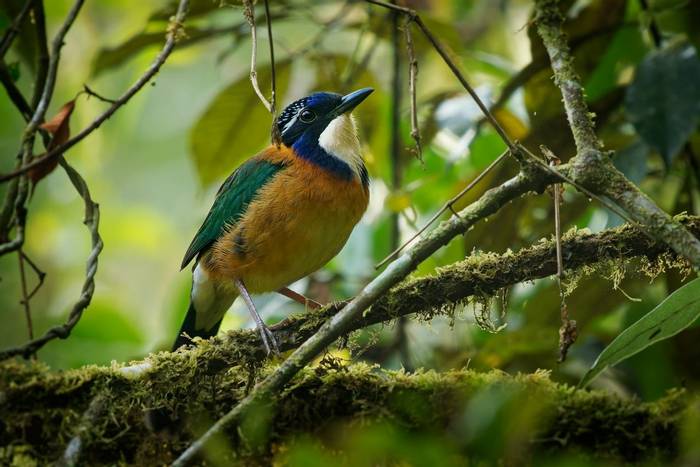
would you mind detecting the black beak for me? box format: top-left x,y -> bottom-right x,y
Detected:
333,87 -> 374,116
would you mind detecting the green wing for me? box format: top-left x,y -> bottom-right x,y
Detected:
181,157 -> 285,269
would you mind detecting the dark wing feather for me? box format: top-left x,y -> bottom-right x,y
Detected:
181,157 -> 285,269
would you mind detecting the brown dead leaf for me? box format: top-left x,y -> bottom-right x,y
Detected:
28,99 -> 76,188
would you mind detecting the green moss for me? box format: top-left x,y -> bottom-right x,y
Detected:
0,360 -> 689,465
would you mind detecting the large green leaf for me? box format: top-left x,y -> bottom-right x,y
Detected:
579,277 -> 700,388
625,41 -> 700,167
189,63 -> 290,186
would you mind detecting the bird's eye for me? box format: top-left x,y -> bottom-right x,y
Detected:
299,109 -> 316,123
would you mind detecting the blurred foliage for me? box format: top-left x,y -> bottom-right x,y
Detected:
1,0 -> 700,464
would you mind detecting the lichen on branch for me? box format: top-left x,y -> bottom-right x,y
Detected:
533,0 -> 700,270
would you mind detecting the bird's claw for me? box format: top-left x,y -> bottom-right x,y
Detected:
257,324 -> 280,356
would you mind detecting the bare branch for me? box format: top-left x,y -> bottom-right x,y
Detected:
242,0 -> 273,114
364,0 -> 517,153
376,149 -> 510,268
263,0 -> 281,145
30,0 -> 49,111
0,61 -> 33,120
403,17 -> 422,161
80,84 -> 118,104
20,250 -> 47,302
0,0 -> 191,184
0,0 -> 34,59
24,0 -> 85,141
17,250 -> 34,340
544,151 -> 577,362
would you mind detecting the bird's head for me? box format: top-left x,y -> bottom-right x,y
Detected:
276,88 -> 373,182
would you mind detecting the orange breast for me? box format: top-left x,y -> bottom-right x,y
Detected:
206,149 -> 369,293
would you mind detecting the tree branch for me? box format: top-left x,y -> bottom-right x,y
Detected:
0,348 -> 688,465
0,161 -> 102,360
172,156 -> 572,464
4,214 -> 691,463
365,0 -> 516,153
533,0 -> 700,270
242,0 -> 274,114
0,0 -> 33,58
0,60 -> 33,120
0,0 -> 192,360
0,0 -> 191,184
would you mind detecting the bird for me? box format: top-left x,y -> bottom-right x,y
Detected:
173,87 -> 373,354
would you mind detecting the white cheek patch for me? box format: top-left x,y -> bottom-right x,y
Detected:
318,114 -> 364,179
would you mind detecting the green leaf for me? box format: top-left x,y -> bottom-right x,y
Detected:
92,27 -> 222,76
625,41 -> 700,167
189,63 -> 290,186
579,277 -> 700,388
92,31 -> 170,76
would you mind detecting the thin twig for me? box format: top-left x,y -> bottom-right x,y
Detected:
80,84 -> 118,104
0,168 -> 20,241
523,144 -> 651,236
30,0 -> 49,111
376,149 -> 510,268
18,249 -> 34,340
0,0 -> 34,59
0,161 -> 102,361
1,0 -> 82,265
364,0 -> 516,153
0,0 -> 191,184
403,16 -> 422,162
263,0 -> 280,145
0,180 -> 27,256
20,250 -> 47,301
0,60 -> 33,120
24,0 -> 85,142
544,152 -> 577,362
242,0 -> 273,113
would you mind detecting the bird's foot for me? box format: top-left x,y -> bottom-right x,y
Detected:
257,323 -> 280,356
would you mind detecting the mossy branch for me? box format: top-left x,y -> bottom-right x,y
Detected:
0,361 -> 691,465
161,215 -> 693,382
172,160 -> 559,464
533,0 -> 700,269
7,215 -> 694,464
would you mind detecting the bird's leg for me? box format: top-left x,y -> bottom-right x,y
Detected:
277,287 -> 323,310
234,278 -> 279,355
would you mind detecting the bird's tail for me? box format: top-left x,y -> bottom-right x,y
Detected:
172,301 -> 224,351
